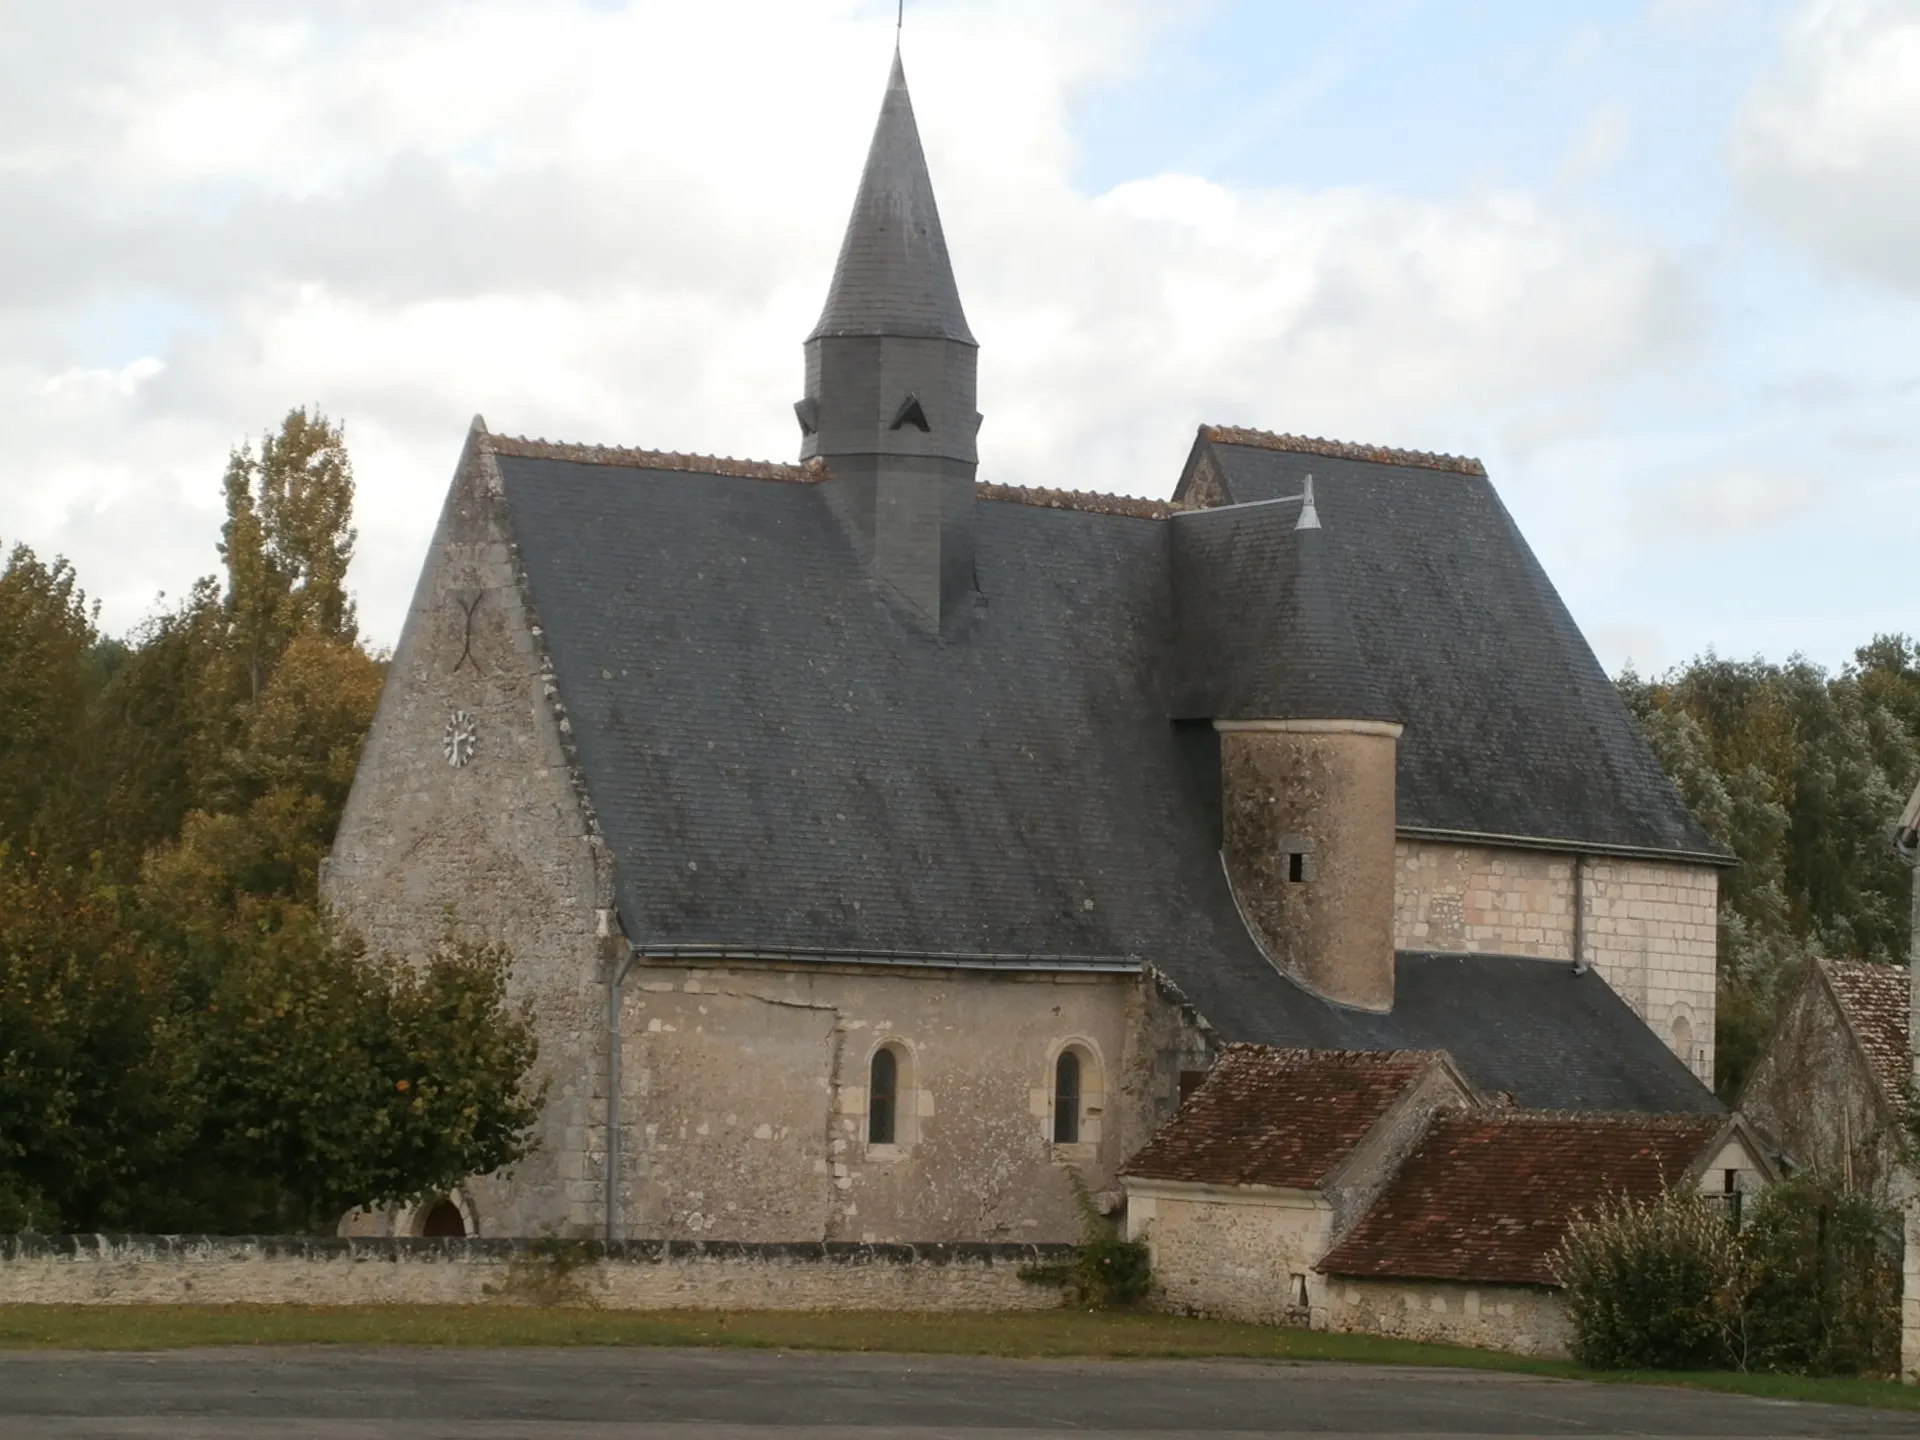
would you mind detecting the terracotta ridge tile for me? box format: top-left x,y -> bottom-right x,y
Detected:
1450,1109 -> 1722,1128
484,431 -> 827,483
974,480 -> 1188,519
1203,424 -> 1487,477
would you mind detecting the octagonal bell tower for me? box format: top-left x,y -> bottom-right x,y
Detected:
798,49 -> 980,627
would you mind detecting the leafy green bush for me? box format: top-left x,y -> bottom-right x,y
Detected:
1020,1171 -> 1153,1309
1555,1174 -> 1901,1376
1736,1173 -> 1899,1376
1555,1187 -> 1740,1370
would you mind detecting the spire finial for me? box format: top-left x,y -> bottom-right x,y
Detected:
1295,474 -> 1322,531
897,0 -> 904,43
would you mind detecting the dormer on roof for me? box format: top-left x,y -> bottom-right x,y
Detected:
799,49 -> 980,629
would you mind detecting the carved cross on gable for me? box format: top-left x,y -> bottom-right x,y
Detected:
450,589 -> 483,674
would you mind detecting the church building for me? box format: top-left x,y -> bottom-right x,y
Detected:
325,51 -> 1729,1242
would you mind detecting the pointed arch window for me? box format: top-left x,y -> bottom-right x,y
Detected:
869,1046 -> 898,1146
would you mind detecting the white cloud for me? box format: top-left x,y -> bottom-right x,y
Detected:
0,0 -> 1696,644
1641,463 -> 1822,538
1560,103 -> 1631,187
1732,0 -> 1920,289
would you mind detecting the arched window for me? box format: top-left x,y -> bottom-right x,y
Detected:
421,1198 -> 466,1237
1053,1050 -> 1082,1144
1671,1014 -> 1695,1070
869,1047 -> 898,1145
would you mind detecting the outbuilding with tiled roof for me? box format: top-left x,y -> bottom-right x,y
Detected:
1307,1109 -> 1772,1357
1121,1044 -> 1474,1327
1739,958 -> 1911,1202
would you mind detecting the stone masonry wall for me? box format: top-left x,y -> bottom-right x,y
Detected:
1393,842 -> 1718,1083
1906,869 -> 1919,1384
1220,727 -> 1398,1012
1905,1199 -> 1919,1383
609,965 -> 1159,1244
1127,1183 -> 1333,1326
1738,970 -> 1904,1204
0,1236 -> 1066,1312
322,426 -> 615,1238
1324,1277 -> 1571,1358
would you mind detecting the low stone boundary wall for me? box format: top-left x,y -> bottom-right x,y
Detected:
0,1236 -> 1074,1312
1324,1278 -> 1571,1358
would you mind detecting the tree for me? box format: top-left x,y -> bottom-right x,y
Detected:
0,546 -> 97,854
187,910 -> 542,1232
0,852 -> 190,1231
0,409 -> 542,1236
1621,643 -> 1920,1097
137,631 -> 385,935
218,408 -> 358,703
63,581 -> 227,881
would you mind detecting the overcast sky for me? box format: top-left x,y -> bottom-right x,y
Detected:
3,0 -> 1916,675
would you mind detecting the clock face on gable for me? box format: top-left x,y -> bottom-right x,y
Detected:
443,709 -> 478,768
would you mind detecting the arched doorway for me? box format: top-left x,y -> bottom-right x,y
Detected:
421,1198 -> 467,1237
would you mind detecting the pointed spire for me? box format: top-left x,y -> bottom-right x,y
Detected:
810,50 -> 975,345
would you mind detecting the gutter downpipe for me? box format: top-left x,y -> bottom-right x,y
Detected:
605,945 -> 640,1245
1571,855 -> 1589,975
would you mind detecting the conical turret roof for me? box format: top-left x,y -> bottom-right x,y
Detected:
810,50 -> 975,345
1169,498 -> 1396,724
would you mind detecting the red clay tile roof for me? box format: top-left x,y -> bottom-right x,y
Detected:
1824,960 -> 1910,1105
1122,1044 -> 1446,1190
1319,1111 -> 1726,1287
1202,424 -> 1487,477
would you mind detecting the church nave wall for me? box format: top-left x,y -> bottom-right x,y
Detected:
609,967 -> 1151,1244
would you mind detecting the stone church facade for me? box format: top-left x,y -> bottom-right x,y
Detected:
325,52 -> 1727,1241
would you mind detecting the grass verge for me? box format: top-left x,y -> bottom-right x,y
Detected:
0,1305 -> 1911,1410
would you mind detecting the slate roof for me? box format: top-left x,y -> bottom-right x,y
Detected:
1318,1111 -> 1728,1287
809,50 -> 974,346
489,439 -> 1723,1118
1123,1046 -> 1449,1189
1179,427 -> 1723,859
1823,960 -> 1911,1105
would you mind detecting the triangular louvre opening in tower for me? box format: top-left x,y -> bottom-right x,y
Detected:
890,393 -> 930,432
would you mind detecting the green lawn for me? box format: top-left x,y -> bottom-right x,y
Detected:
0,1305 -> 1911,1411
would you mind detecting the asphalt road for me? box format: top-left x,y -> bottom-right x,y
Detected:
0,1347 -> 1914,1439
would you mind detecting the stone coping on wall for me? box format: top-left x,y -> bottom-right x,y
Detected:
0,1234 -> 1076,1265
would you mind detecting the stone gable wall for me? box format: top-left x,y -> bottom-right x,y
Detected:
0,1236 -> 1066,1312
1392,841 -> 1718,1083
1738,971 -> 1903,1203
322,431 -> 616,1238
